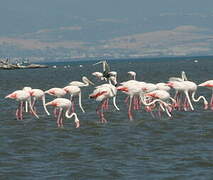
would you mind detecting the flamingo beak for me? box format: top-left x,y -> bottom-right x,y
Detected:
75,119 -> 80,128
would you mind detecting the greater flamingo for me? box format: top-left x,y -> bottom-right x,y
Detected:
46,98 -> 80,128
63,85 -> 85,113
117,80 -> 143,120
5,90 -> 39,120
143,90 -> 175,117
89,86 -> 115,123
95,75 -> 119,111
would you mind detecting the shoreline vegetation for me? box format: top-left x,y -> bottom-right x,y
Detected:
0,59 -> 48,70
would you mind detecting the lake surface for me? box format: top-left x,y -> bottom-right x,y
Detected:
1,56 -> 213,180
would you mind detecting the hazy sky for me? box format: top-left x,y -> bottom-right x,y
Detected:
0,0 -> 213,35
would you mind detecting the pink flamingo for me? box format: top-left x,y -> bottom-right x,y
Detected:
143,90 -> 175,117
5,90 -> 39,120
198,80 -> 213,110
117,80 -> 143,120
63,85 -> 85,113
89,86 -> 114,123
167,80 -> 193,111
95,75 -> 119,111
46,98 -> 80,128
182,81 -> 208,110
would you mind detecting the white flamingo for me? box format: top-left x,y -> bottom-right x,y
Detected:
63,85 -> 85,113
46,98 -> 80,128
89,86 -> 114,123
5,90 -> 39,120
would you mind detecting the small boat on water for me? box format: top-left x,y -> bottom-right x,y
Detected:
0,59 -> 48,70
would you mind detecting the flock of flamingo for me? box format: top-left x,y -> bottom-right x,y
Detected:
5,61 -> 213,128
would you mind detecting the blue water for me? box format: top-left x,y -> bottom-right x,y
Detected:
1,56 -> 213,179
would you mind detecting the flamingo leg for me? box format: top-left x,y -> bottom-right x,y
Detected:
25,101 -> 28,113
20,101 -> 24,120
113,96 -> 120,111
71,100 -> 75,113
16,101 -> 23,120
78,91 -> 85,113
57,108 -> 63,127
100,102 -> 107,123
210,93 -> 213,110
96,102 -> 102,122
128,95 -> 133,121
59,111 -> 64,127
185,91 -> 194,111
125,96 -> 129,106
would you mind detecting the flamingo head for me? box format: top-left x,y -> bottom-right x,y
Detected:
82,76 -> 95,85
75,118 -> 80,128
109,76 -> 118,86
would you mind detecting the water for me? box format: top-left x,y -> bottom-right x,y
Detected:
1,56 -> 213,179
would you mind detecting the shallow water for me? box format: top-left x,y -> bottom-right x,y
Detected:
1,57 -> 213,180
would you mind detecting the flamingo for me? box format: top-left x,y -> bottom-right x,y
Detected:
143,90 -> 175,117
117,80 -> 143,120
182,81 -> 208,110
142,97 -> 173,118
68,76 -> 94,87
89,85 -> 115,123
167,80 -> 193,111
46,98 -> 80,128
5,90 -> 39,120
30,89 -> 50,115
198,80 -> 213,110
63,85 -> 85,113
168,71 -> 208,110
95,75 -> 120,111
